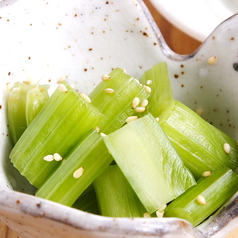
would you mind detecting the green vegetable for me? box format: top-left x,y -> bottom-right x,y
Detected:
159,100 -> 238,179
10,81 -> 104,187
139,62 -> 174,117
7,81 -> 49,145
103,114 -> 196,214
164,167 -> 238,226
89,68 -> 150,133
36,130 -> 113,207
94,164 -> 147,217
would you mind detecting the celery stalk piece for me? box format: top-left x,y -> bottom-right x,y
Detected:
7,82 -> 49,145
159,100 -> 238,179
164,167 -> 238,226
89,68 -> 150,133
26,84 -> 49,126
10,82 -> 104,187
139,62 -> 174,117
94,165 -> 147,217
72,185 -> 100,215
35,131 -> 113,207
103,114 -> 196,214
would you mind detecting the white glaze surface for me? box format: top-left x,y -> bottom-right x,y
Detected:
0,0 -> 238,237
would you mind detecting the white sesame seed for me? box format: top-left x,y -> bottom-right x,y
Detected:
135,107 -> 146,113
95,127 -> 100,133
157,204 -> 167,212
73,167 -> 84,179
223,143 -> 231,154
100,132 -> 107,137
53,153 -> 63,161
79,93 -> 91,103
6,82 -> 12,92
43,155 -> 54,162
126,116 -> 138,123
156,210 -> 164,218
146,80 -> 153,85
58,84 -> 68,93
101,74 -> 111,81
196,107 -> 203,116
143,212 -> 151,218
202,171 -> 212,177
143,85 -> 152,93
197,195 -> 206,205
207,56 -> 217,65
132,97 -> 140,109
57,76 -> 66,84
155,117 -> 160,122
104,88 -> 114,94
140,99 -> 148,108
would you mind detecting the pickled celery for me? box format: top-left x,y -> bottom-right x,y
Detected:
159,101 -> 238,179
103,114 -> 196,214
164,167 -> 238,226
7,82 -> 49,145
10,82 -> 104,187
94,165 -> 147,217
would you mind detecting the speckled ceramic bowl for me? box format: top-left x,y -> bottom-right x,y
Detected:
1,0 -> 238,237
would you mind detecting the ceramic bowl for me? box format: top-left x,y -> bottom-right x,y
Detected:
1,0 -> 238,237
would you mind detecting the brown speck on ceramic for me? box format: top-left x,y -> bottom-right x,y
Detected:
142,31 -> 148,37
181,84 -> 184,87
233,63 -> 238,71
230,37 -> 235,41
0,105 -> 2,109
174,74 -> 179,78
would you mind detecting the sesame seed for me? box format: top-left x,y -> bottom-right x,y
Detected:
140,99 -> 148,108
155,117 -> 160,122
126,116 -> 138,123
100,132 -> 107,137
156,210 -> 164,218
79,93 -> 91,103
43,155 -> 54,162
101,74 -> 111,81
132,97 -> 140,109
207,56 -> 217,65
135,107 -> 146,113
58,84 -> 68,93
6,82 -> 12,92
197,195 -> 206,205
53,153 -> 63,161
57,76 -> 66,84
196,107 -> 203,116
143,212 -> 151,218
146,80 -> 153,85
202,171 -> 212,177
95,127 -> 100,133
104,88 -> 114,94
143,85 -> 151,93
223,143 -> 231,154
73,167 -> 84,179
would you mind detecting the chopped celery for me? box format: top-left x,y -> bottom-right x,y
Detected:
139,62 -> 174,117
36,130 -> 113,206
26,84 -> 49,126
10,82 -> 104,187
72,185 -> 100,215
103,114 -> 196,214
159,100 -> 238,179
7,82 -> 49,145
94,165 -> 147,217
89,68 -> 150,133
164,167 -> 238,226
